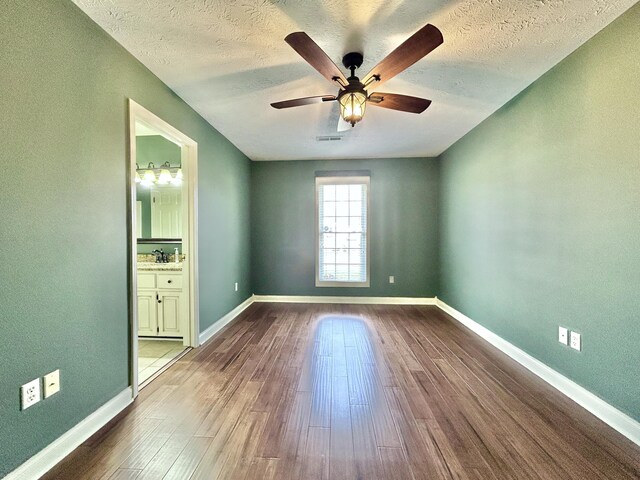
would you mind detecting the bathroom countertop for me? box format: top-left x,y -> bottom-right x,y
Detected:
138,262 -> 183,272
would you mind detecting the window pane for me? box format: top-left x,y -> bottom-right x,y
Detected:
349,218 -> 363,233
349,249 -> 362,265
323,185 -> 336,201
335,264 -> 349,281
321,233 -> 335,249
349,264 -> 363,280
322,264 -> 335,280
323,248 -> 336,264
322,216 -> 336,233
323,201 -> 336,217
349,201 -> 362,217
335,217 -> 349,232
336,249 -> 349,264
349,233 -> 362,248
336,185 -> 349,201
349,184 -> 363,200
335,233 -> 349,249
335,201 -> 349,216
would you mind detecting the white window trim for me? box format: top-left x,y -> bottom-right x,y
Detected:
315,175 -> 371,288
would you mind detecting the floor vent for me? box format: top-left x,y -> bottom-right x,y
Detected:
316,135 -> 343,142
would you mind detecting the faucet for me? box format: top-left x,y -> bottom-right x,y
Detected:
151,249 -> 167,263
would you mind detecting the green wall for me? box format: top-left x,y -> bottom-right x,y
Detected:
251,158 -> 440,297
439,4 -> 640,421
0,0 -> 251,475
136,135 -> 181,169
135,135 -> 182,239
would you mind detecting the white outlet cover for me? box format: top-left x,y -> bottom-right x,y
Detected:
558,326 -> 569,345
21,378 -> 41,410
389,276 -> 395,284
570,331 -> 582,351
44,370 -> 61,398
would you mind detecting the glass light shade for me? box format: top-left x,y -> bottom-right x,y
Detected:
171,168 -> 183,185
135,171 -> 142,183
339,91 -> 367,126
142,169 -> 156,184
158,169 -> 172,184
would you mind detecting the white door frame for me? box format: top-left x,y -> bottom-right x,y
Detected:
127,99 -> 199,397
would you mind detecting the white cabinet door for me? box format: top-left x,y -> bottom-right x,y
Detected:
137,291 -> 158,337
158,292 -> 182,337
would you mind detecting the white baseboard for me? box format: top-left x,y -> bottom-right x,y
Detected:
436,299 -> 640,446
199,295 -> 255,345
253,295 -> 437,305
5,387 -> 133,480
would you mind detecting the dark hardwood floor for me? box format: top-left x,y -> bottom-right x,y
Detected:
43,303 -> 640,479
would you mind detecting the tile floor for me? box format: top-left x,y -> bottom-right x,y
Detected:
138,338 -> 187,385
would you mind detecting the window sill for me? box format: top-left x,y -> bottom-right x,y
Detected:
315,280 -> 370,288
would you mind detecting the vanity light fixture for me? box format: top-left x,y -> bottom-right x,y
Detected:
136,161 -> 182,187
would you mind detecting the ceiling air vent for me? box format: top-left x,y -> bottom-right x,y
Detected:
316,135 -> 343,142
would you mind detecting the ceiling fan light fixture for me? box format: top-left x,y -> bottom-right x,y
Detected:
339,91 -> 367,127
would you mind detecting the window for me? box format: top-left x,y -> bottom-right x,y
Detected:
316,176 -> 370,287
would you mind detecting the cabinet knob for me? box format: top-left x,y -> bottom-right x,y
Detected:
158,299 -> 162,303
168,280 -> 172,284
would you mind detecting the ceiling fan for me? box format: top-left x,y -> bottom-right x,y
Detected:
271,23 -> 443,129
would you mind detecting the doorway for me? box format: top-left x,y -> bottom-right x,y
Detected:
128,100 -> 199,395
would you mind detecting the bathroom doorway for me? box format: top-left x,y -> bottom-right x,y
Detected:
128,100 -> 199,395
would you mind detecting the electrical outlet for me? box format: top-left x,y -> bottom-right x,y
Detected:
389,276 -> 395,284
234,282 -> 238,292
570,331 -> 581,351
558,326 -> 568,345
43,370 -> 60,398
21,378 -> 41,410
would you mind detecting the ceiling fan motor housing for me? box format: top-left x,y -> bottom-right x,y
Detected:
339,52 -> 367,96
342,52 -> 364,71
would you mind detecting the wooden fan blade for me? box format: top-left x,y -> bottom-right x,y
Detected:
363,24 -> 443,87
271,95 -> 336,109
285,32 -> 348,86
368,93 -> 432,113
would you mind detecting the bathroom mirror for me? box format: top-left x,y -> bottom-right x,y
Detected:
135,121 -> 183,242
136,184 -> 182,240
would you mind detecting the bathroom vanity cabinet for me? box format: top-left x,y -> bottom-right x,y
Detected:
137,270 -> 184,338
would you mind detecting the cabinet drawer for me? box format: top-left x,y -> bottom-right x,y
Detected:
138,273 -> 156,289
157,273 -> 182,289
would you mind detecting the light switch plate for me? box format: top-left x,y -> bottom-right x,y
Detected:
558,326 -> 568,345
389,276 -> 395,284
21,378 -> 41,410
234,282 -> 238,292
43,370 -> 60,398
570,331 -> 581,351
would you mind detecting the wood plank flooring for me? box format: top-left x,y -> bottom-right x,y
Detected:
42,303 -> 640,480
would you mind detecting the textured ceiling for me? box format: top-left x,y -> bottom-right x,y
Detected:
74,0 -> 635,160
